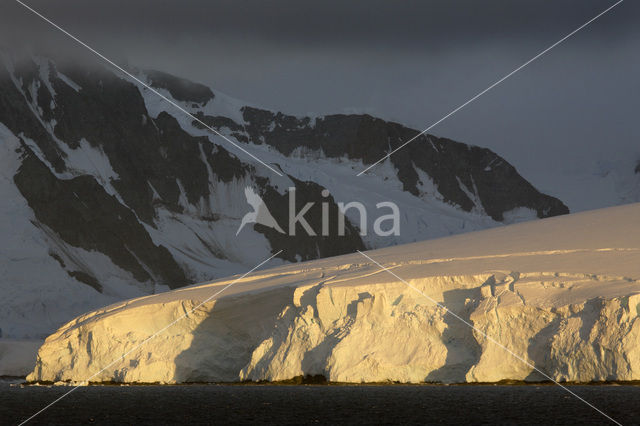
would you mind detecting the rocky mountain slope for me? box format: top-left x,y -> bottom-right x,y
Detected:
0,52 -> 567,341
27,203 -> 640,384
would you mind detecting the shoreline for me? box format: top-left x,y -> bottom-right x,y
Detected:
12,376 -> 640,387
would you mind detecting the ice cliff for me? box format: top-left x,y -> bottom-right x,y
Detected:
28,204 -> 640,384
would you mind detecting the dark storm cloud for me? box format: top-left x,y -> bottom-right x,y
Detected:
2,0 -> 638,205
3,1 -> 638,51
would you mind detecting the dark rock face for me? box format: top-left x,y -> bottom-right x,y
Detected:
406,137 -> 569,221
0,59 -> 66,172
635,162 -> 640,174
67,271 -> 102,292
48,252 -> 102,292
48,66 -> 231,224
255,176 -> 365,262
145,70 -> 214,105
239,107 -> 569,221
14,146 -> 188,289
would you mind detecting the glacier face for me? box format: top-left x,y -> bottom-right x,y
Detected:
28,204 -> 640,384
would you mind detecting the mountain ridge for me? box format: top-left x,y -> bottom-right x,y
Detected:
0,52 -> 567,341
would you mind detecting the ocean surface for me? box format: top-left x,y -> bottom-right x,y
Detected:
2,382 -> 639,425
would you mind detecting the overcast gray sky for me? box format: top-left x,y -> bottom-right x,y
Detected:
3,0 -> 639,202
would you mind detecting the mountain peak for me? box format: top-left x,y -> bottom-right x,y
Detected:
145,69 -> 214,105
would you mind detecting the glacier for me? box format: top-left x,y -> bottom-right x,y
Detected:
27,203 -> 640,384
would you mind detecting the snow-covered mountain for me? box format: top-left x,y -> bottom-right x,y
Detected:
519,155 -> 640,214
0,52 -> 569,343
27,203 -> 640,384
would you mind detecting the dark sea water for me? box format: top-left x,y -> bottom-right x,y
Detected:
2,382 -> 639,425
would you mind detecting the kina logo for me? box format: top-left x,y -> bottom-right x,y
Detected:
236,186 -> 400,237
236,187 -> 285,236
